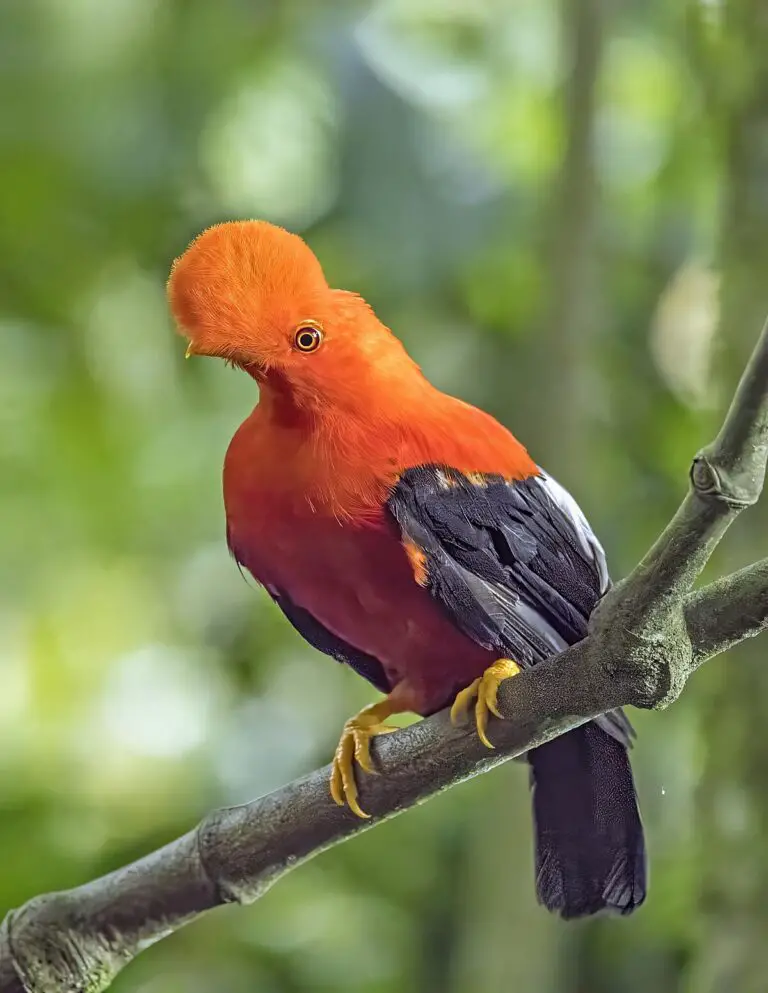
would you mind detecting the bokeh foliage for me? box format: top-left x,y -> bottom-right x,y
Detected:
2,0 -> 767,990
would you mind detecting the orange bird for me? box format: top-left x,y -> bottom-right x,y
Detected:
168,220 -> 646,918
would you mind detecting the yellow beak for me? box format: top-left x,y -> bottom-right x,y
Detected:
185,342 -> 195,359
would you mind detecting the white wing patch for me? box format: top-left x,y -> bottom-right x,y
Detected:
536,471 -> 610,594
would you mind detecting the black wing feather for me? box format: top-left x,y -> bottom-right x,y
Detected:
270,591 -> 392,694
388,466 -> 602,664
389,466 -> 632,740
388,465 -> 646,919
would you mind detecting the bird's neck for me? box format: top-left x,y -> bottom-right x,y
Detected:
227,368 -> 537,521
230,366 -> 437,517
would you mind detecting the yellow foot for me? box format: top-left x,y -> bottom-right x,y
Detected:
330,704 -> 399,819
450,658 -> 521,748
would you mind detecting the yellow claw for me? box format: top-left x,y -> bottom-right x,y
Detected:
450,658 -> 521,748
330,703 -> 399,818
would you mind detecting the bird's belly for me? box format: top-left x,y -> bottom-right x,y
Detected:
241,514 -> 494,714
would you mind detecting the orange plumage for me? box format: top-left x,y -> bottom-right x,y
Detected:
169,220 -> 535,714
168,220 -> 647,919
169,221 -> 536,713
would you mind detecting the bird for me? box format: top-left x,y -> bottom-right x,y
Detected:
167,219 -> 647,919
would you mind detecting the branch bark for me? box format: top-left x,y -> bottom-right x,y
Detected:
687,558 -> 768,663
3,318 -> 768,993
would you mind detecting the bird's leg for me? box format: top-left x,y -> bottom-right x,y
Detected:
450,658 -> 521,748
330,683 -> 414,819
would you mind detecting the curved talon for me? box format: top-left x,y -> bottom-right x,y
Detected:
450,678 -> 481,726
450,658 -> 521,749
330,710 -> 398,818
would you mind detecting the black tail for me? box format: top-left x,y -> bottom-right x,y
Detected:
528,722 -> 647,919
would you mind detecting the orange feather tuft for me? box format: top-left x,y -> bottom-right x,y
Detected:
167,220 -> 328,360
404,540 -> 429,587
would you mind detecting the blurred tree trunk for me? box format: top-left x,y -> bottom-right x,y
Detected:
690,1 -> 768,989
451,3 -> 605,990
534,0 -> 604,489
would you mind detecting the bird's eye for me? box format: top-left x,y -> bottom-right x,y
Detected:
293,324 -> 323,353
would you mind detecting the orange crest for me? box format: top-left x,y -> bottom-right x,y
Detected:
167,220 -> 328,358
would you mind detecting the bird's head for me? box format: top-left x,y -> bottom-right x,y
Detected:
167,220 -> 420,412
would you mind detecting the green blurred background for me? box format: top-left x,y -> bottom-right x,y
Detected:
2,0 -> 768,990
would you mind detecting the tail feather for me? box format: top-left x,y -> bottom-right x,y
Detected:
528,721 -> 647,919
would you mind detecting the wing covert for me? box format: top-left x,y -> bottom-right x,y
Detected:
388,465 -> 606,664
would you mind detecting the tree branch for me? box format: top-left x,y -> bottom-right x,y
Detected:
687,558 -> 768,664
3,317 -> 768,993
